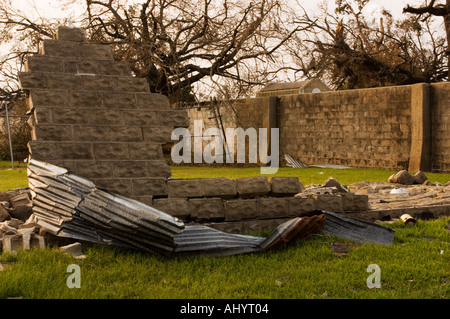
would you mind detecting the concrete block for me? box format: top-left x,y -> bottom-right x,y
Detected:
88,109 -> 125,125
30,90 -> 68,108
236,176 -> 271,198
94,178 -> 133,197
257,197 -> 289,218
28,141 -> 57,160
341,193 -> 369,211
51,108 -> 88,124
25,55 -> 64,73
79,44 -> 113,60
74,161 -> 114,179
224,199 -> 258,221
60,242 -> 87,259
202,178 -> 237,199
46,73 -> 83,90
145,161 -> 171,178
112,161 -> 147,178
72,125 -> 142,142
188,198 -> 224,221
142,126 -> 173,143
30,141 -> 93,161
64,60 -> 98,74
131,196 -> 153,206
93,143 -> 130,160
68,90 -> 102,108
287,195 -> 316,215
18,72 -> 47,89
115,77 -> 148,92
56,143 -> 93,160
156,110 -> 189,127
40,39 -> 80,57
32,124 -> 73,141
152,198 -> 189,220
132,178 -> 167,196
0,206 -> 9,222
81,75 -> 115,91
97,61 -> 130,76
123,110 -> 157,126
314,194 -> 343,213
167,179 -> 204,198
128,143 -> 164,160
102,93 -> 136,109
269,177 -> 304,196
136,93 -> 171,110
56,26 -> 86,42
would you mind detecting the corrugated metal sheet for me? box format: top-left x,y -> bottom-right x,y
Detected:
27,159 -> 393,256
28,159 -> 185,255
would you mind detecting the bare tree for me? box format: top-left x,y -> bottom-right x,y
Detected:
0,0 -> 308,102
288,0 -> 448,89
403,0 -> 450,80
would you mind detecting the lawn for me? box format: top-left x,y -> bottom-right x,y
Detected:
0,163 -> 449,300
2,161 -> 450,192
0,218 -> 449,299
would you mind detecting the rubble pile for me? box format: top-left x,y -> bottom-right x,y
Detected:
0,189 -> 45,253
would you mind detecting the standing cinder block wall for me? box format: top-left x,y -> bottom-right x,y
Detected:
277,86 -> 413,170
19,26 -> 189,205
431,82 -> 450,173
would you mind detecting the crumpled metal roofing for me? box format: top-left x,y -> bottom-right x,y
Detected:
27,159 -> 393,256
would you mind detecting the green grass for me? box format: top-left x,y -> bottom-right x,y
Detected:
0,217 -> 449,299
1,163 -> 449,299
170,166 -> 450,186
2,162 -> 450,192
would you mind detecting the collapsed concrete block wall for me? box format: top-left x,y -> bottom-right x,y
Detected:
17,26 -> 371,233
19,26 -> 189,205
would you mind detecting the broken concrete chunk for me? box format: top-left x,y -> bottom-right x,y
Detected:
0,206 -> 10,223
322,177 -> 347,193
9,205 -> 33,222
413,171 -> 428,184
388,170 -> 414,185
0,192 -> 12,202
60,242 -> 86,259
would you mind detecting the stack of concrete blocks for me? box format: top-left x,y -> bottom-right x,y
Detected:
19,26 -> 188,205
155,176 -> 369,233
19,26 -> 369,234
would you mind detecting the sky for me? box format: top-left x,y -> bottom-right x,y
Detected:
12,0 -> 415,22
3,0 -> 440,93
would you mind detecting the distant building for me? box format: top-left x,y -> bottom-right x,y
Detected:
256,78 -> 331,97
